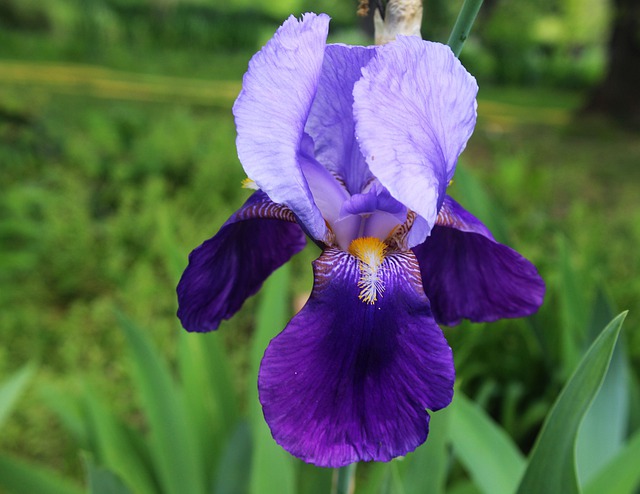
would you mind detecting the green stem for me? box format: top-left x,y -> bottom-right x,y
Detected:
332,463 -> 357,494
446,0 -> 484,57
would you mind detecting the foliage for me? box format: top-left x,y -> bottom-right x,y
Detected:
0,272 -> 634,494
1,2 -> 639,493
0,0 -> 612,87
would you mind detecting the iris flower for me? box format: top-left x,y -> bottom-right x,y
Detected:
177,13 -> 544,467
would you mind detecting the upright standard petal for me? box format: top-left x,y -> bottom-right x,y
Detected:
305,44 -> 377,195
413,196 -> 545,326
233,13 -> 330,241
177,192 -> 306,332
353,37 -> 478,238
258,248 -> 454,467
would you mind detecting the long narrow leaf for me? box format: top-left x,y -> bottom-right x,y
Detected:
0,363 -> 36,430
82,384 -> 157,494
452,165 -> 508,244
397,407 -> 451,494
85,456 -> 134,494
296,462 -> 332,494
557,236 -> 589,376
178,330 -> 239,483
583,427 -> 640,494
248,265 -> 296,494
357,462 -> 392,494
450,392 -> 525,494
40,386 -> 89,449
515,312 -> 627,494
0,454 -> 84,494
212,421 -> 253,494
576,289 -> 629,485
119,314 -> 206,494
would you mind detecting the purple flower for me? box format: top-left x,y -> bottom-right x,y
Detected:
177,13 -> 544,467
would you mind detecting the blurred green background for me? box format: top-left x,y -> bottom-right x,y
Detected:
1,0 -> 639,492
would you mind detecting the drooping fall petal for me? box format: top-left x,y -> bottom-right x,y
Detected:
258,247 -> 454,467
177,192 -> 306,332
414,196 -> 545,326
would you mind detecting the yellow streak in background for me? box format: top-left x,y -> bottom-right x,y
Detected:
478,100 -> 570,126
0,61 -> 570,126
0,60 -> 241,105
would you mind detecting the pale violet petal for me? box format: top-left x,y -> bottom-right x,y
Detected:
233,13 -> 330,241
353,37 -> 478,231
305,44 -> 377,195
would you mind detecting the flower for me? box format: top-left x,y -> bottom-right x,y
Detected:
177,13 -> 544,467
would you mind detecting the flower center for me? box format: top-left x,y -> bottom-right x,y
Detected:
348,237 -> 386,304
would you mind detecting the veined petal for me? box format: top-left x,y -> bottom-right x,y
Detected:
414,196 -> 545,326
258,248 -> 454,467
353,37 -> 478,236
299,148 -> 350,227
405,214 -> 432,249
177,192 -> 306,332
233,13 -> 330,241
305,44 -> 377,194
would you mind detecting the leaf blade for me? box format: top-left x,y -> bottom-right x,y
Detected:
247,265 -> 296,494
515,312 -> 627,494
0,363 -> 36,430
119,314 -> 206,494
450,392 -> 525,494
0,453 -> 84,494
583,427 -> 640,494
397,407 -> 451,494
576,289 -> 629,485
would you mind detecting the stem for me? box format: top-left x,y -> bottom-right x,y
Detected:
332,463 -> 357,494
446,0 -> 484,57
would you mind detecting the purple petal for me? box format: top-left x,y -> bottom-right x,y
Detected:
406,214 -> 432,249
340,189 -> 379,216
177,192 -> 306,332
299,148 -> 350,227
258,248 -> 454,467
305,44 -> 377,194
414,196 -> 545,326
353,37 -> 478,241
233,13 -> 330,241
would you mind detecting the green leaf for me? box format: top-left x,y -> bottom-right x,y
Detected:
515,312 -> 627,494
452,165 -> 508,244
178,329 -> 240,482
296,461 -> 332,494
119,313 -> 206,494
40,385 -> 89,449
450,392 -> 525,494
212,421 -> 252,494
248,265 -> 296,494
557,236 -> 590,375
583,427 -> 640,494
396,407 -> 451,494
82,384 -> 157,494
0,453 -> 84,494
356,462 -> 392,494
628,372 -> 640,436
576,290 -> 629,485
0,363 -> 36,430
85,456 -> 134,494
448,481 -> 483,494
